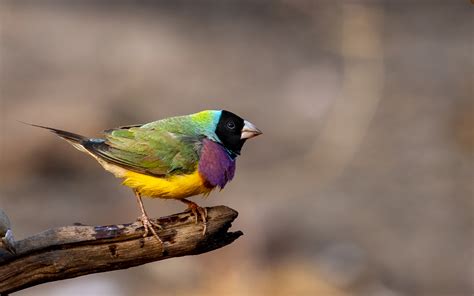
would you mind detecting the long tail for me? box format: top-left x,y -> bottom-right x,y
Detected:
22,122 -> 91,153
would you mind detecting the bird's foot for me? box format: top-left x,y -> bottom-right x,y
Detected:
138,214 -> 163,244
183,201 -> 208,235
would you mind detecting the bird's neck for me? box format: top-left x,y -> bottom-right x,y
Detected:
223,146 -> 239,160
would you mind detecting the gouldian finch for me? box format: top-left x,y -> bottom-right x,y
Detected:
30,110 -> 262,242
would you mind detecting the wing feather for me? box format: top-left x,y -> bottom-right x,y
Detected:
85,123 -> 202,177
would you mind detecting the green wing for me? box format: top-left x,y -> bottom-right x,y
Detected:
89,119 -> 203,176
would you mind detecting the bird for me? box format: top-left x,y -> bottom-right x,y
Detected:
28,110 -> 262,243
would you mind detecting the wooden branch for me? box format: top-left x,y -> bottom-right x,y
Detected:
0,206 -> 242,294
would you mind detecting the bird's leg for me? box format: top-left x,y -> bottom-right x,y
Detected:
180,199 -> 208,235
134,190 -> 163,244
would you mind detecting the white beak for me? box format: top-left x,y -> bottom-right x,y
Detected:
241,120 -> 262,139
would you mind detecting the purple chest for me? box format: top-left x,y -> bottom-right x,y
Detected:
198,139 -> 236,189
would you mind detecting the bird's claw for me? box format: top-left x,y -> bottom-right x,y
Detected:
184,203 -> 208,235
138,214 -> 163,244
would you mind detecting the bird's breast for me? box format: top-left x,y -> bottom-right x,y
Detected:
198,139 -> 236,189
122,170 -> 212,199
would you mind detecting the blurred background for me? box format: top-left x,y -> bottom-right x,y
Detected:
0,1 -> 472,295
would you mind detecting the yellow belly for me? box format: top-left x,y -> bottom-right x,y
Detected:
122,170 -> 213,199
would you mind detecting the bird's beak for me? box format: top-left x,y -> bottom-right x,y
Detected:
241,120 -> 262,139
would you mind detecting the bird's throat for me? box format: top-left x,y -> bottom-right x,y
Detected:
198,139 -> 236,189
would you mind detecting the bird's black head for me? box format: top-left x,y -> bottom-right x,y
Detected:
215,110 -> 262,156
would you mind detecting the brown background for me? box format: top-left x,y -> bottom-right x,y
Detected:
1,1 -> 472,296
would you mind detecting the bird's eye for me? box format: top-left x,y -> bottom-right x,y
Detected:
226,120 -> 236,130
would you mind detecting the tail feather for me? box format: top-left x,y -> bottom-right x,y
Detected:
22,122 -> 98,155
24,122 -> 147,177
22,122 -> 88,145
